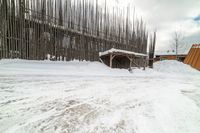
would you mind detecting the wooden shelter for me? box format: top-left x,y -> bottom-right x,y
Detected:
184,44 -> 200,70
99,48 -> 147,69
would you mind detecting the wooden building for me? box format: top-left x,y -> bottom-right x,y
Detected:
155,52 -> 187,62
99,48 -> 147,69
184,44 -> 200,70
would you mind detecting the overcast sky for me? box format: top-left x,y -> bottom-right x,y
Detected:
112,0 -> 200,52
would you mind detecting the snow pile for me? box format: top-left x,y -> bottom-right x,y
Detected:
0,59 -> 200,133
154,60 -> 200,75
0,59 -> 130,76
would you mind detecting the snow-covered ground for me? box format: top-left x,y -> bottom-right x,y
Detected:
0,59 -> 200,133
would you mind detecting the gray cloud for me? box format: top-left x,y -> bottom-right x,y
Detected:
114,0 -> 200,52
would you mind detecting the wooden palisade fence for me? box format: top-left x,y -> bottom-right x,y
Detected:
0,0 -> 150,63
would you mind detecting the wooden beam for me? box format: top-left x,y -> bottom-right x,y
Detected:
132,59 -> 140,69
111,54 -> 117,60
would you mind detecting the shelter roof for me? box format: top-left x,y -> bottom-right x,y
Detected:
99,48 -> 147,57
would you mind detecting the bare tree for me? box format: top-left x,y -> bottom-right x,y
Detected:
171,31 -> 185,60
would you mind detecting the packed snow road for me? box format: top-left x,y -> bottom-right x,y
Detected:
0,60 -> 200,133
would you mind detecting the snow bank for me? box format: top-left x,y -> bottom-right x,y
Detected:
0,59 -> 130,76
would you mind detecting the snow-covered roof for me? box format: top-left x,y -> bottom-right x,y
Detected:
99,48 -> 147,57
192,44 -> 200,48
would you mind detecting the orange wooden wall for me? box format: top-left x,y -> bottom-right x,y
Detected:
184,44 -> 200,70
160,55 -> 176,60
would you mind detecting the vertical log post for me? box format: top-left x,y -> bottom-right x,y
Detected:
110,53 -> 113,68
130,58 -> 132,69
143,57 -> 146,70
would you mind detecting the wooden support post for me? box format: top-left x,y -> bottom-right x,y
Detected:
143,57 -> 146,70
110,54 -> 113,68
126,55 -> 133,69
130,59 -> 132,68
